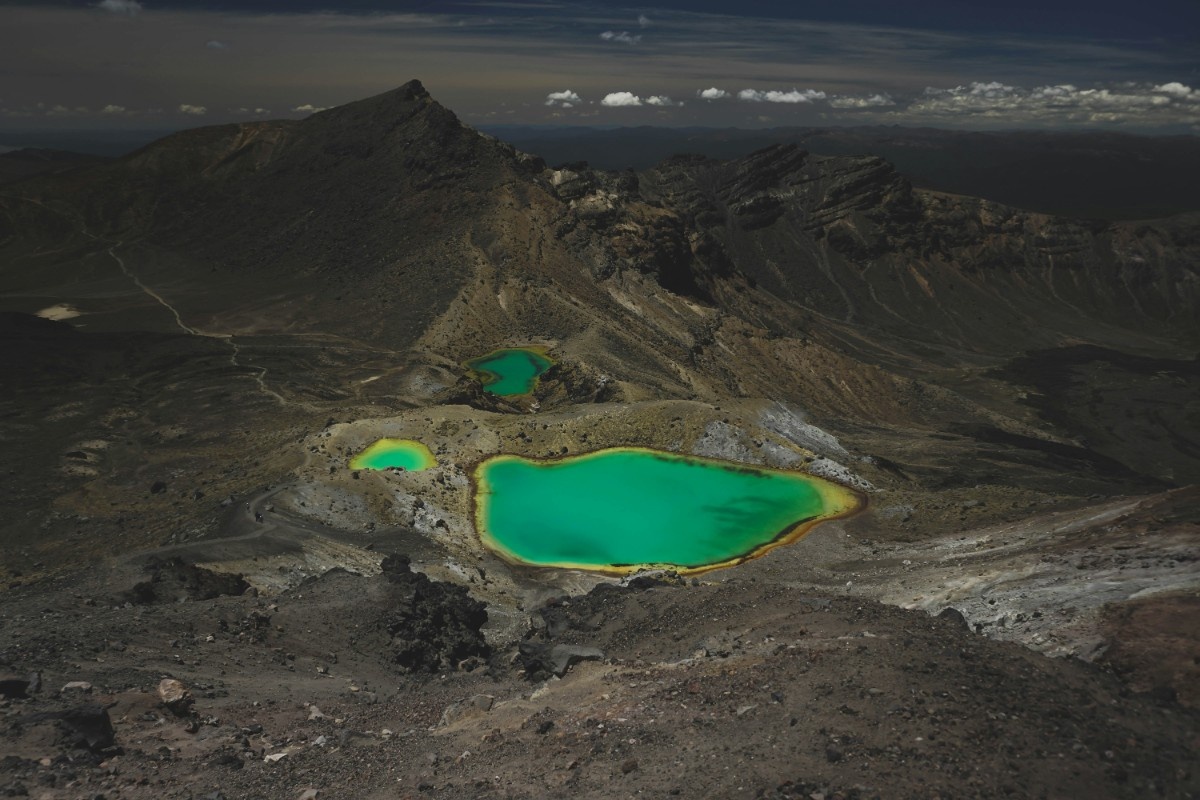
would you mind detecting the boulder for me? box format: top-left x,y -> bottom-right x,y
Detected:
517,642 -> 604,680
25,705 -> 115,752
157,678 -> 192,714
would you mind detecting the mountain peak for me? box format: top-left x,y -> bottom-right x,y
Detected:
397,78 -> 428,99
329,78 -> 432,114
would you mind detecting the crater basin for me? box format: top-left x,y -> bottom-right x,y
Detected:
350,439 -> 437,472
473,447 -> 862,574
465,347 -> 553,396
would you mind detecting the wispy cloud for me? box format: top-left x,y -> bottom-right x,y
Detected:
101,104 -> 127,114
697,87 -> 729,100
178,103 -> 207,115
646,95 -> 681,107
737,88 -> 826,103
599,31 -> 641,45
206,40 -> 229,50
638,14 -> 652,28
829,93 -> 895,108
600,91 -> 642,107
292,103 -> 327,113
96,0 -> 143,16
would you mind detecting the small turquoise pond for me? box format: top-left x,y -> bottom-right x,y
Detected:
466,347 -> 553,396
351,439 -> 436,471
474,447 -> 861,574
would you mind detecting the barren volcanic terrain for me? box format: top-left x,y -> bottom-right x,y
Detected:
1,81 -> 1197,799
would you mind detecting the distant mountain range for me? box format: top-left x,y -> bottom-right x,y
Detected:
484,124 -> 1200,220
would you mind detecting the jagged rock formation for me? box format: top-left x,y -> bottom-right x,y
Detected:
495,124 -> 1200,220
121,557 -> 250,605
379,554 -> 490,673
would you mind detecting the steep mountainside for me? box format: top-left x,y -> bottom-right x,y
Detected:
0,148 -> 108,185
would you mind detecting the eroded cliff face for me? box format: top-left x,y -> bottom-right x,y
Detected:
542,142 -> 1199,364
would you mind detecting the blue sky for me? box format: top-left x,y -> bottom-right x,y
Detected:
0,0 -> 1197,132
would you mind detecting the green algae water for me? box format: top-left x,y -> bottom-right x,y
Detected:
351,439 -> 436,471
474,447 -> 861,574
466,347 -> 553,396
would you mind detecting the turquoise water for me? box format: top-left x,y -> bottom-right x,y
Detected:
466,347 -> 553,396
474,447 -> 860,574
351,439 -> 436,471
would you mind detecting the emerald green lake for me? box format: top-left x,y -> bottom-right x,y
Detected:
474,447 -> 861,574
350,439 -> 436,471
466,347 -> 553,396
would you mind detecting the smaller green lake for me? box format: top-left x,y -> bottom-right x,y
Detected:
466,347 -> 553,396
474,447 -> 861,574
350,439 -> 437,471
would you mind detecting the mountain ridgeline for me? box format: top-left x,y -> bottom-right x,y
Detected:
487,124 -> 1200,220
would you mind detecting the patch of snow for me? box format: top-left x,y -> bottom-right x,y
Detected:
36,303 -> 83,321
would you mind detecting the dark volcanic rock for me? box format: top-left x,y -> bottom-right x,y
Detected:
24,706 -> 116,753
379,555 -> 490,672
122,557 -> 250,605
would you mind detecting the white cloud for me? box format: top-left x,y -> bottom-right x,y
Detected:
901,81 -> 1199,125
601,92 -> 643,107
101,104 -> 126,114
96,0 -> 143,15
234,107 -> 272,116
599,31 -> 641,45
646,95 -> 681,107
292,104 -> 328,113
738,88 -> 827,104
698,87 -> 729,100
205,40 -> 228,50
829,93 -> 896,109
178,104 -> 207,115
544,90 -> 582,107
1153,82 -> 1195,100
638,14 -> 652,27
